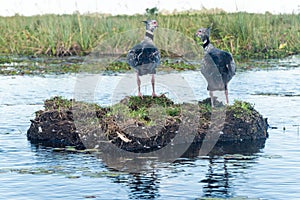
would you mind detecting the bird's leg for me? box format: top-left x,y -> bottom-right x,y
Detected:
225,89 -> 229,105
151,74 -> 157,97
136,73 -> 142,98
209,90 -> 214,107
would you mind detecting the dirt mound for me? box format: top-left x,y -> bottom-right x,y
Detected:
27,96 -> 268,152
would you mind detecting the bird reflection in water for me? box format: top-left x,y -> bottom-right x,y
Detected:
113,171 -> 160,200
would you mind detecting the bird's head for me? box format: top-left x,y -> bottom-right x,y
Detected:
143,20 -> 158,32
195,27 -> 211,43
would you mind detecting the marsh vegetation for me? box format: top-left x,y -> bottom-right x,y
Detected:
0,11 -> 299,60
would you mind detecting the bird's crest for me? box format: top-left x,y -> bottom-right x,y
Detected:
204,23 -> 213,37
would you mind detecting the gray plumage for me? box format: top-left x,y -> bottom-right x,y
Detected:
201,46 -> 236,91
196,27 -> 236,105
126,20 -> 160,97
127,20 -> 160,76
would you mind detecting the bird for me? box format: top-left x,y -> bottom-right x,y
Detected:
195,26 -> 236,107
127,19 -> 160,98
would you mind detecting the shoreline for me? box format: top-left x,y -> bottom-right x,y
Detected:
1,54 -> 299,75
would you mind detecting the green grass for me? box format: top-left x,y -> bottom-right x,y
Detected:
44,96 -> 73,110
227,100 -> 254,118
0,11 -> 299,61
107,95 -> 180,126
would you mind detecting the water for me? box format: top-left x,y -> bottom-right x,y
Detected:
0,56 -> 300,199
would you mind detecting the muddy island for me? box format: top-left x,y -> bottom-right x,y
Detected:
27,96 -> 269,154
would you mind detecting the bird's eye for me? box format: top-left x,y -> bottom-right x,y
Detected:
153,21 -> 157,25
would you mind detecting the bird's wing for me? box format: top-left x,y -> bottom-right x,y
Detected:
127,41 -> 160,68
221,51 -> 236,77
228,57 -> 236,77
208,50 -> 235,73
201,53 -> 223,81
127,43 -> 143,68
141,40 -> 160,65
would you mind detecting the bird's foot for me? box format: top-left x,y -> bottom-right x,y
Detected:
138,92 -> 143,99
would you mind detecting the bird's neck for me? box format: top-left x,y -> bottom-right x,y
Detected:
202,37 -> 210,49
145,30 -> 154,41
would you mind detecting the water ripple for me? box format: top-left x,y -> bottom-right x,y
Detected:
1,57 -> 300,199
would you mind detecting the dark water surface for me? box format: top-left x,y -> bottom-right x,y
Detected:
0,55 -> 300,199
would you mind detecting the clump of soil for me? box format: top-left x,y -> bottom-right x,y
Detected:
27,95 -> 268,152
197,98 -> 269,142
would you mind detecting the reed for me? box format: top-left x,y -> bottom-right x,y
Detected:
0,11 -> 299,60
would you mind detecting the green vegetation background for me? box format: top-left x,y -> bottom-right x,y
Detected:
0,10 -> 299,60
